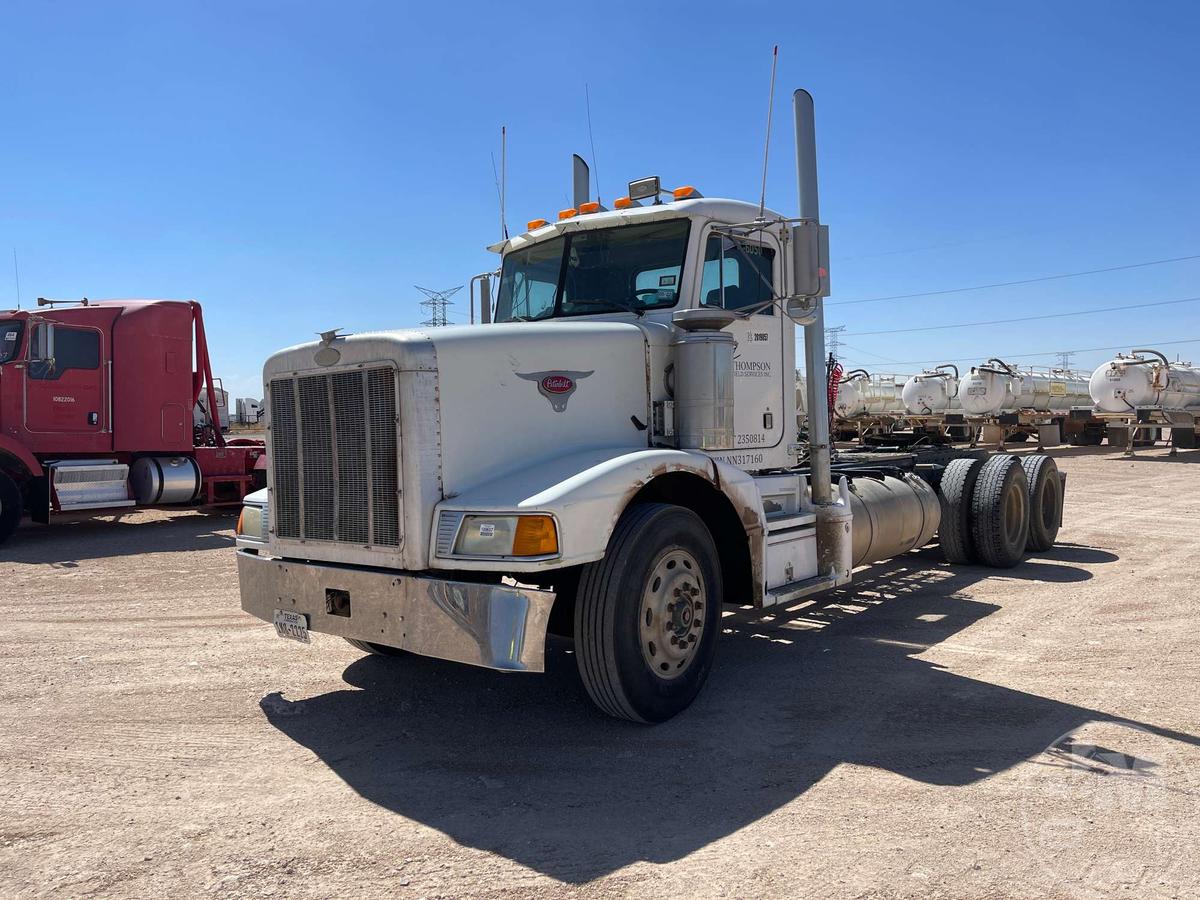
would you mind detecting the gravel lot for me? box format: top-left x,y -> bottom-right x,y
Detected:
2,446 -> 1198,899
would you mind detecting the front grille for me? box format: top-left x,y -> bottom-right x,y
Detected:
268,366 -> 400,547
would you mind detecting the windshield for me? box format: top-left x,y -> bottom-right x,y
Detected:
495,219 -> 691,322
0,320 -> 23,364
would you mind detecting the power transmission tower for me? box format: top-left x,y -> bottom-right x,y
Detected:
1055,350 -> 1075,370
825,325 -> 846,359
416,285 -> 463,327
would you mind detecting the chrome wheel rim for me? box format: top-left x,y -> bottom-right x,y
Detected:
639,548 -> 706,680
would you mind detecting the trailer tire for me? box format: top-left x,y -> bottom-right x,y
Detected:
938,457 -> 983,564
0,471 -> 20,546
970,455 -> 1030,568
344,639 -> 408,657
574,502 -> 720,724
1173,427 -> 1197,449
1020,454 -> 1061,552
1068,424 -> 1104,446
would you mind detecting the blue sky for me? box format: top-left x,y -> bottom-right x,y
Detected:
3,1 -> 1198,400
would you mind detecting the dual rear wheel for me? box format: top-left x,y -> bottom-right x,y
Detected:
937,453 -> 1061,567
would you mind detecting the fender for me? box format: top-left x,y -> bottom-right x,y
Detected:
429,446 -> 767,575
0,435 -> 43,479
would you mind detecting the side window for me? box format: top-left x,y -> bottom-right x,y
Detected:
700,235 -> 776,315
29,324 -> 101,381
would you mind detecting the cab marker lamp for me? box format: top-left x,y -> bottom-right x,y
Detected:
454,514 -> 559,557
613,196 -> 641,209
672,185 -> 702,199
578,201 -> 605,214
558,208 -> 579,221
527,218 -> 549,230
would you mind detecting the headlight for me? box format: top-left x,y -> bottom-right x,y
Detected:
453,514 -> 558,557
236,503 -> 268,542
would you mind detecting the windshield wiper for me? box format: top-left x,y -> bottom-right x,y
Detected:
569,298 -> 645,317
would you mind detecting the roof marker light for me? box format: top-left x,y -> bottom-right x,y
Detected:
578,201 -> 606,214
672,185 -> 702,199
558,208 -> 578,221
526,218 -> 549,231
613,196 -> 641,209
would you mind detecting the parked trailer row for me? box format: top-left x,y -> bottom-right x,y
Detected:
825,362 -> 1112,449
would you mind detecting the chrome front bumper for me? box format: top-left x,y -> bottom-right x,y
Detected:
237,550 -> 555,672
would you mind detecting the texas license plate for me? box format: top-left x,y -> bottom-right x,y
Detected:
273,609 -> 311,644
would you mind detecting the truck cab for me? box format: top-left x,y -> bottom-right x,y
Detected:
237,91 -> 1063,722
0,299 -> 264,544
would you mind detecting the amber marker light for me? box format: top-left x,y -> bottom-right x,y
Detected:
512,515 -> 559,556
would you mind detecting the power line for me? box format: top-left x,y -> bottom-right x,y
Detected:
841,295 -> 1200,338
829,252 -> 1200,306
836,337 -> 1200,369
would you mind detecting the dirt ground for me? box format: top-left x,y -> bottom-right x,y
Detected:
2,446 -> 1198,899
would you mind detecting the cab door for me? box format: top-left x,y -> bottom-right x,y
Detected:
698,228 -> 787,464
24,322 -> 108,443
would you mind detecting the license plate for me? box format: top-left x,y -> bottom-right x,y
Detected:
273,609 -> 311,644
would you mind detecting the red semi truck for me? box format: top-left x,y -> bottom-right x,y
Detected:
0,298 -> 265,545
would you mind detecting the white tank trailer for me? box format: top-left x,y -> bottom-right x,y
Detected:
1087,349 -> 1200,452
958,360 -> 1091,417
834,371 -> 908,419
902,365 -> 962,415
1089,350 -> 1200,413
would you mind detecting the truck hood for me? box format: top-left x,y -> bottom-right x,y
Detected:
427,321 -> 652,494
263,320 -> 658,498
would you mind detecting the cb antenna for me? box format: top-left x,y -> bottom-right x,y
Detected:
12,248 -> 21,310
758,44 -> 779,220
585,83 -> 602,204
500,126 -> 508,240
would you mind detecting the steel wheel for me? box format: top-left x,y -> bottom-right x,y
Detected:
638,548 -> 707,680
1003,479 -> 1027,549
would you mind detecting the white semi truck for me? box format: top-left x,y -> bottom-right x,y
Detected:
235,90 -> 1066,722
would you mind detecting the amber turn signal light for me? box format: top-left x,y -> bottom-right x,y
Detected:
512,515 -> 558,556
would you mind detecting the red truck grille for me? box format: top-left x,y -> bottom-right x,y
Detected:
268,366 -> 400,547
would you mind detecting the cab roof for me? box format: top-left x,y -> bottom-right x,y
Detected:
488,197 -> 790,255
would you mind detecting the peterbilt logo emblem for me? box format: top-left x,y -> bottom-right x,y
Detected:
516,369 -> 594,411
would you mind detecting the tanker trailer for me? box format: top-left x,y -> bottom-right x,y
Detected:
902,365 -> 961,416
958,359 -> 1092,447
900,364 -> 974,443
1088,349 -> 1200,452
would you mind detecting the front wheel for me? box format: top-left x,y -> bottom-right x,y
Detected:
574,503 -> 721,723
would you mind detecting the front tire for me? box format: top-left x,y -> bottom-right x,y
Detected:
574,503 -> 721,723
0,471 -> 21,546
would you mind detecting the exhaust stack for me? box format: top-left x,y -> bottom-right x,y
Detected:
572,154 -> 590,209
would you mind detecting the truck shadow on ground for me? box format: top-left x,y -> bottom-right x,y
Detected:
2,510 -> 235,565
261,545 -> 1197,884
